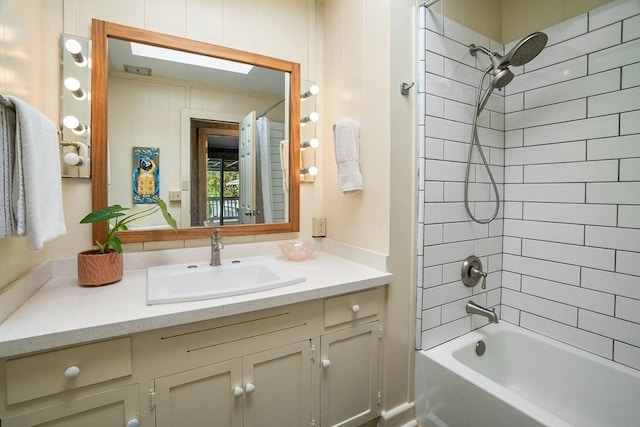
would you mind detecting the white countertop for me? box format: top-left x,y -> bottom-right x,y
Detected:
0,240 -> 392,358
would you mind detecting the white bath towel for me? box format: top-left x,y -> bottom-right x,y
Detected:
9,96 -> 67,249
333,121 -> 363,193
280,140 -> 289,194
0,103 -> 17,237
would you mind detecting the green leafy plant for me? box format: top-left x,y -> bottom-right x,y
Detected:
80,197 -> 177,253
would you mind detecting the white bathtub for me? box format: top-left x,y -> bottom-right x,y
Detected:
415,322 -> 640,427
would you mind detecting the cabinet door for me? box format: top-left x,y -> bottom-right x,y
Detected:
4,384 -> 139,427
242,340 -> 314,427
320,322 -> 380,427
154,358 -> 243,427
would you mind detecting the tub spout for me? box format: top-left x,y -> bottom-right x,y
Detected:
466,300 -> 499,324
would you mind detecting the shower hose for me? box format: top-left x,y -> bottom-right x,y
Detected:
464,68 -> 501,224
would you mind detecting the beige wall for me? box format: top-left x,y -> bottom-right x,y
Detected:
428,0 -> 614,43
0,0 -> 64,291
320,0 -> 391,254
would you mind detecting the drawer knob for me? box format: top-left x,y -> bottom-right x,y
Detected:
245,383 -> 256,394
233,386 -> 244,397
64,366 -> 80,378
351,304 -> 360,313
126,419 -> 140,427
322,359 -> 331,368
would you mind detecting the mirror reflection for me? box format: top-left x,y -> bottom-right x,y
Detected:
90,19 -> 301,245
107,37 -> 289,228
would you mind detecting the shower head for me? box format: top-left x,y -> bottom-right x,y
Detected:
469,31 -> 548,116
491,67 -> 514,89
469,31 -> 548,71
506,31 -> 548,67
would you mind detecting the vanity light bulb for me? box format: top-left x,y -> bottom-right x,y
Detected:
300,166 -> 318,176
301,112 -> 319,125
65,39 -> 86,66
301,84 -> 320,99
63,152 -> 83,166
63,115 -> 87,135
64,77 -> 86,100
302,138 -> 320,149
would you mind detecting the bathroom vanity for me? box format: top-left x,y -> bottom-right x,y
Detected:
0,241 -> 391,427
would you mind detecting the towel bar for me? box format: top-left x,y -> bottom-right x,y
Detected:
0,94 -> 14,109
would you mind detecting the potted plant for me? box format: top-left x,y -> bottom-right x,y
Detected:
78,197 -> 177,286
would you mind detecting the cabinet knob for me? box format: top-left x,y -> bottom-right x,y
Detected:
233,386 -> 244,397
64,366 -> 80,378
322,359 -> 331,368
351,304 -> 360,313
245,383 -> 256,394
126,419 -> 140,427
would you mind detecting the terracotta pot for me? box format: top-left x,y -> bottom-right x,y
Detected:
77,249 -> 123,286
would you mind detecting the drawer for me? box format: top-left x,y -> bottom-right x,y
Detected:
324,289 -> 379,328
6,337 -> 132,404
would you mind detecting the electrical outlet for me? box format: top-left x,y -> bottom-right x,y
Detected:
169,190 -> 181,201
312,217 -> 326,237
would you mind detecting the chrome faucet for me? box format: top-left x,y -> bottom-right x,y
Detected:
466,300 -> 499,324
210,229 -> 224,266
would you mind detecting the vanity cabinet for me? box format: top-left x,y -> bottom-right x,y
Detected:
0,287 -> 385,427
153,340 -> 314,427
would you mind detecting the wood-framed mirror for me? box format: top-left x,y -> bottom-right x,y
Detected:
91,19 -> 300,245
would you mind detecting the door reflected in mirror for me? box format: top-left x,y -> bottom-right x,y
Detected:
91,20 -> 300,245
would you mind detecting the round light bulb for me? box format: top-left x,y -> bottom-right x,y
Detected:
64,39 -> 82,55
64,152 -> 83,166
307,138 -> 319,148
63,115 -> 86,135
65,39 -> 87,66
308,166 -> 318,176
64,77 -> 80,91
309,112 -> 319,122
64,77 -> 86,99
309,85 -> 319,95
63,115 -> 79,129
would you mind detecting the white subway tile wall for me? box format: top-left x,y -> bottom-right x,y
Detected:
417,0 -> 640,372
417,11 -> 505,350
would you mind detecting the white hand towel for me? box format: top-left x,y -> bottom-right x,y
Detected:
9,96 -> 67,249
333,121 -> 363,193
280,140 -> 289,194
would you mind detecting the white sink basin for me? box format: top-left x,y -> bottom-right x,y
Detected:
147,256 -> 305,305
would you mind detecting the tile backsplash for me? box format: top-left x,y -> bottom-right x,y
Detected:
417,0 -> 640,372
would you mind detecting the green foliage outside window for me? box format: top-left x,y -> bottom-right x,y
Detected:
207,170 -> 240,198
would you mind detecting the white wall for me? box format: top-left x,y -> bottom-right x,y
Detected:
416,9 -> 505,350
417,0 -> 640,372
501,0 -> 640,371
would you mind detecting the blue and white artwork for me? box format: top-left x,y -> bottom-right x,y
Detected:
132,146 -> 159,204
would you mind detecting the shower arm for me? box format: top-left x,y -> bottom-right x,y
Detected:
469,44 -> 493,57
